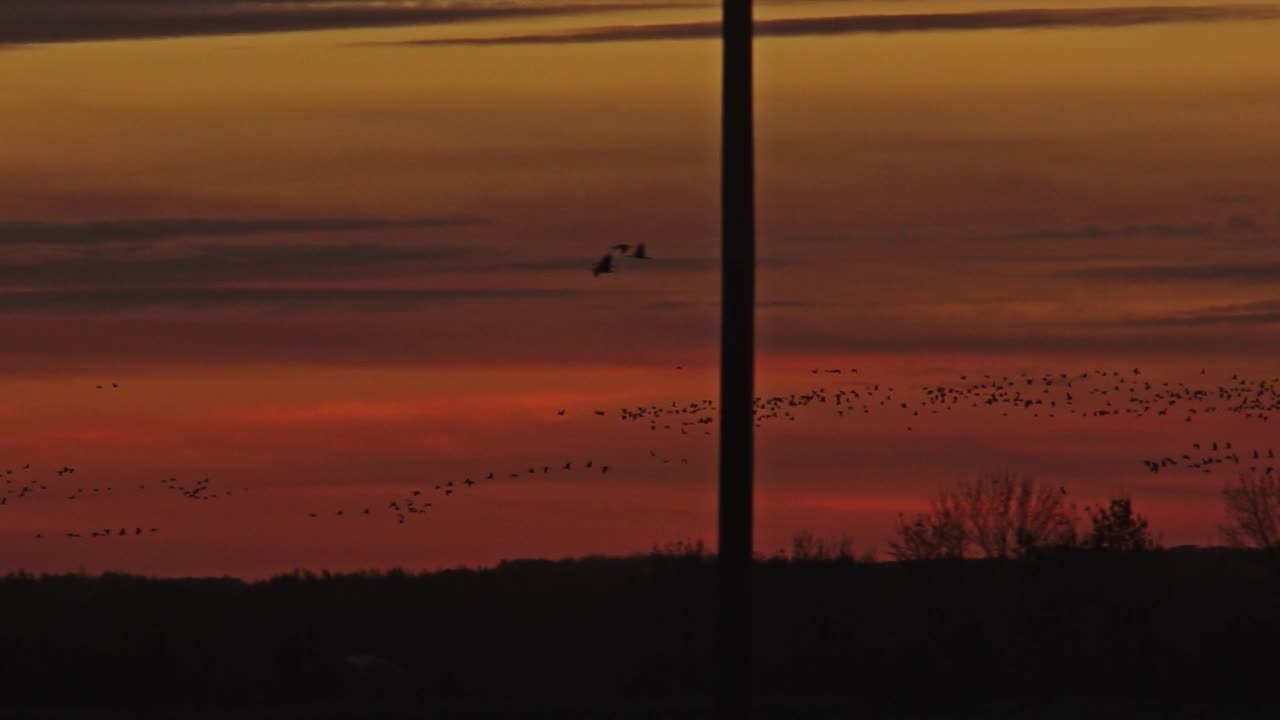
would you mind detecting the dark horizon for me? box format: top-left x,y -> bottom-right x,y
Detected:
3,544 -> 1280,718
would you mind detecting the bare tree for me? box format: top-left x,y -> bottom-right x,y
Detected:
889,501 -> 965,561
890,472 -> 1078,561
1221,471 -> 1280,551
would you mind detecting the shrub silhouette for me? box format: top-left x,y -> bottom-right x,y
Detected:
1085,496 -> 1156,552
775,530 -> 868,562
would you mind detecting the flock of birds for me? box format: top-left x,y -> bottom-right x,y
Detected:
1143,442 -> 1277,476
303,458 -> 616,525
4,460 -> 248,539
300,364 -> 1280,524
7,364 -> 1280,543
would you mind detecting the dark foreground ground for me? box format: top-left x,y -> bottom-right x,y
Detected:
2,699 -> 1280,720
2,546 -> 1279,718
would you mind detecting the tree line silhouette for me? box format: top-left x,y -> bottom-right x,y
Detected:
2,471 -> 1279,717
892,469 -> 1279,561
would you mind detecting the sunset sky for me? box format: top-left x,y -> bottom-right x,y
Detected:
2,0 -> 1279,576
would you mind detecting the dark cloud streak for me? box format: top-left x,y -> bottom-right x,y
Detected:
1057,261 -> 1280,285
989,216 -> 1259,242
0,243 -> 764,288
0,1 -> 695,45
0,217 -> 483,246
483,256 -> 788,273
390,4 -> 1280,45
1113,299 -> 1280,328
0,243 -> 491,287
0,286 -> 604,314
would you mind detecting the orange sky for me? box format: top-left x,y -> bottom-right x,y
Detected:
1,0 -> 1279,575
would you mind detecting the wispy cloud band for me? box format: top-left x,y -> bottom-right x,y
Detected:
0,0 -> 686,45
0,286 -> 602,314
1115,299 -> 1280,327
990,216 -> 1259,242
390,4 -> 1280,45
0,242 -> 492,287
0,217 -> 482,245
1059,261 -> 1280,284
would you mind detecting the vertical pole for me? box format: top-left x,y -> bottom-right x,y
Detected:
719,0 -> 754,718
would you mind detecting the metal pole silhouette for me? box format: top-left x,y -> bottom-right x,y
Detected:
719,0 -> 754,717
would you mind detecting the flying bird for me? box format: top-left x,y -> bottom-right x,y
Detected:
592,253 -> 614,277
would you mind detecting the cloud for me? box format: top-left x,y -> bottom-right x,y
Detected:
5,287 -> 1280,374
483,256 -> 789,274
0,286 -> 604,314
1206,192 -> 1260,205
1114,299 -> 1280,328
0,241 -> 767,288
987,216 -> 1259,242
390,4 -> 1280,45
0,1 -> 691,45
0,216 -> 483,246
757,323 -> 1280,356
0,242 -> 494,287
648,299 -> 813,310
1057,261 -> 1280,285
0,215 -> 755,288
